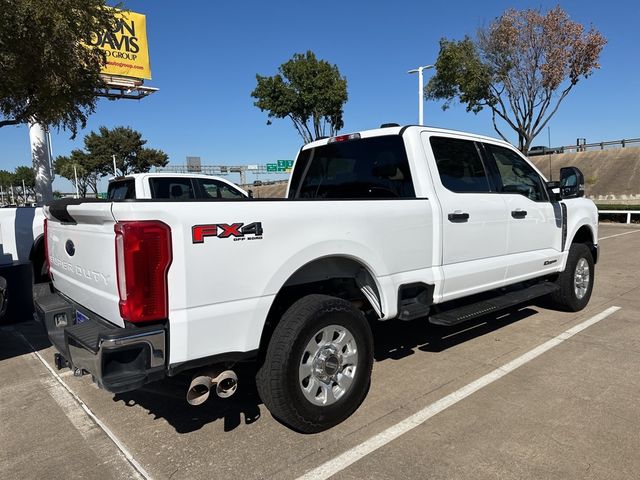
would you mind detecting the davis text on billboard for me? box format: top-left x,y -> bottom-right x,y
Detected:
89,9 -> 151,80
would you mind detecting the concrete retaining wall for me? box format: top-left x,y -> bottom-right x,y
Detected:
530,147 -> 640,205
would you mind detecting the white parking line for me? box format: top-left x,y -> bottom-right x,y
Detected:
600,230 -> 640,240
297,305 -> 621,480
12,329 -> 153,480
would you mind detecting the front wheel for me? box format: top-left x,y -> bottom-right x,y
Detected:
551,243 -> 595,311
256,294 -> 374,433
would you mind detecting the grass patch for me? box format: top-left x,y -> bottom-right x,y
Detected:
596,204 -> 640,211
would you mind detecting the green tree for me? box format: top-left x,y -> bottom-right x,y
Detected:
54,150 -> 102,197
12,166 -> 36,203
83,126 -> 168,176
252,51 -> 348,143
426,6 -> 606,152
0,170 -> 13,189
0,0 -> 117,135
0,170 -> 14,204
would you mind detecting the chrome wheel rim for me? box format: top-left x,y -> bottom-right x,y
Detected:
574,258 -> 590,300
298,324 -> 358,406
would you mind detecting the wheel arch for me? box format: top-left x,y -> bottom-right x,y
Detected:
29,234 -> 49,281
569,223 -> 598,264
257,255 -> 383,362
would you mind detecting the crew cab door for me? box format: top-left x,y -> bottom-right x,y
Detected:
481,142 -> 563,281
422,134 -> 509,301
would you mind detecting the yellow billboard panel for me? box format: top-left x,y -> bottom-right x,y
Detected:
89,9 -> 151,80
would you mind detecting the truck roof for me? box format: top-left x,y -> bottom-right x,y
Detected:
108,172 -> 232,182
302,125 -> 515,150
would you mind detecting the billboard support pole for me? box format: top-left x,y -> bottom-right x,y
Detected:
28,120 -> 53,205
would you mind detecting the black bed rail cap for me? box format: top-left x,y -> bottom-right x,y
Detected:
47,198 -> 108,224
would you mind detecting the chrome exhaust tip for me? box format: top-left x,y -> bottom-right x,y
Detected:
214,370 -> 238,398
186,368 -> 238,405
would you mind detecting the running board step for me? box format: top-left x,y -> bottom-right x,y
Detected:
398,301 -> 431,321
429,282 -> 560,327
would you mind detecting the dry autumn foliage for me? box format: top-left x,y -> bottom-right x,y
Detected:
427,6 -> 606,152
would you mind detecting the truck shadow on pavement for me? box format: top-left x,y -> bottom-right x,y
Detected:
0,320 -> 51,361
111,306 -> 538,434
112,363 -> 262,434
372,307 -> 538,361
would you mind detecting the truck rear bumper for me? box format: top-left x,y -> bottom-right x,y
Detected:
35,290 -> 166,393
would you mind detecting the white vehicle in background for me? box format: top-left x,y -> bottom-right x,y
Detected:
0,173 -> 247,322
37,125 -> 598,432
107,172 -> 249,200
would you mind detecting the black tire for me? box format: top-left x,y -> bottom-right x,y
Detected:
0,276 -> 7,321
256,294 -> 374,433
551,243 -> 594,312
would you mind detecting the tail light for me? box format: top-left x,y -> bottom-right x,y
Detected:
114,221 -> 172,323
43,219 -> 50,275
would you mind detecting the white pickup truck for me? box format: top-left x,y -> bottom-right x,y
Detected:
106,172 -> 249,200
36,125 -> 598,432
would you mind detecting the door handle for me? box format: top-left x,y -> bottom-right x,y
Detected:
448,211 -> 470,223
511,209 -> 528,219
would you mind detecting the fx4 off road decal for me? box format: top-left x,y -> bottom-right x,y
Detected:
192,222 -> 263,243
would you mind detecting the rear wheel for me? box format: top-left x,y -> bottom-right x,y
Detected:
256,294 -> 373,433
551,243 -> 594,311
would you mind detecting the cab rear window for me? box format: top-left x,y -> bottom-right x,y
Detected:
107,179 -> 136,200
288,135 -> 415,199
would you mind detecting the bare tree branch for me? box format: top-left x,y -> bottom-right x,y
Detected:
0,119 -> 20,128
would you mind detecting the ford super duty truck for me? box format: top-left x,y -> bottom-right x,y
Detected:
36,125 -> 598,432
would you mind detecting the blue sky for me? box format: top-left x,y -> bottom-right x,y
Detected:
1,0 -> 638,190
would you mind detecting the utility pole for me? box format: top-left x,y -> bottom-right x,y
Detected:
112,155 -> 117,176
548,126 -> 552,181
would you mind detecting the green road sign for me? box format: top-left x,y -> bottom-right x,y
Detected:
277,160 -> 294,168
267,163 -> 278,172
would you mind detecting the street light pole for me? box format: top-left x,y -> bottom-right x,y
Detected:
408,64 -> 434,125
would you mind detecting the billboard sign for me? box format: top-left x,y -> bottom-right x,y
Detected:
89,9 -> 152,80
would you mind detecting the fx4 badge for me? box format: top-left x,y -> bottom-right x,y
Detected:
192,222 -> 263,243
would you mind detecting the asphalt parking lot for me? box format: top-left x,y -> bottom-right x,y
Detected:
2,223 -> 639,480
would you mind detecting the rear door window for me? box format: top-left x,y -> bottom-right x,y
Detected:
149,177 -> 196,199
107,179 -> 136,200
196,178 -> 244,199
429,136 -> 492,193
289,135 -> 415,199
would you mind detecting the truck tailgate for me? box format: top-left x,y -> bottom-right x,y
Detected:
46,202 -> 124,327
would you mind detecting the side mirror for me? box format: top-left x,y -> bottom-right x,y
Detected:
559,167 -> 584,199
